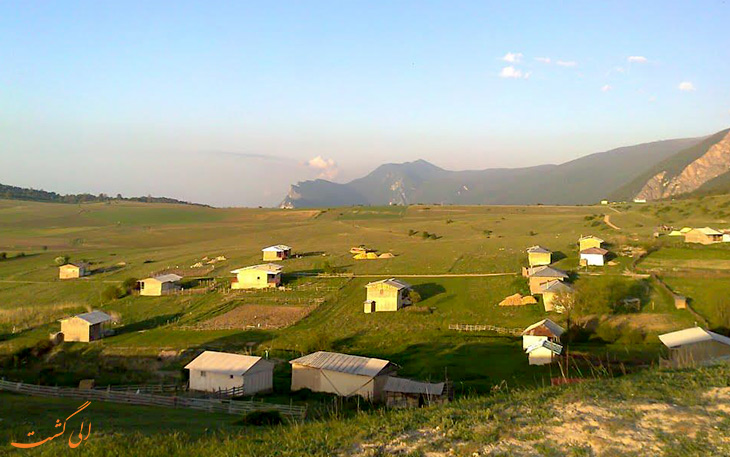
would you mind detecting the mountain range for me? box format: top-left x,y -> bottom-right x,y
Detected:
281,128 -> 730,208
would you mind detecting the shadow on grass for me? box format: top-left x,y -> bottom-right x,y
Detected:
115,313 -> 184,335
413,283 -> 446,300
552,251 -> 568,262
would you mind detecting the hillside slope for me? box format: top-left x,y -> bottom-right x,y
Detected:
281,136 -> 704,208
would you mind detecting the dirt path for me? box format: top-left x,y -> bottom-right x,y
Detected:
291,272 -> 519,278
604,214 -> 621,230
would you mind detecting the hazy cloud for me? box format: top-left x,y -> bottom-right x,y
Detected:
307,155 -> 339,179
601,85 -> 612,92
201,150 -> 285,161
627,56 -> 648,63
535,57 -> 551,63
501,52 -> 523,63
678,81 -> 696,91
556,60 -> 577,67
499,66 -> 528,79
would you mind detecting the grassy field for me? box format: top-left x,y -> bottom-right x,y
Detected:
0,196 -> 728,399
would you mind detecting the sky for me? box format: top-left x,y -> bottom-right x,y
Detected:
1,1 -> 729,207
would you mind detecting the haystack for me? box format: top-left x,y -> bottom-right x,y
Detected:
366,252 -> 378,259
379,252 -> 395,259
499,293 -> 524,307
521,295 -> 538,305
353,253 -> 368,260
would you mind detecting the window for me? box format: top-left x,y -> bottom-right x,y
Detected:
200,371 -> 206,377
230,375 -> 234,379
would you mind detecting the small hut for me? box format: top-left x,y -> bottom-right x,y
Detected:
522,319 -> 565,366
60,311 -> 112,343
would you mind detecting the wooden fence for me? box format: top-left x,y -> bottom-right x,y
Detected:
0,379 -> 306,420
448,323 -> 523,336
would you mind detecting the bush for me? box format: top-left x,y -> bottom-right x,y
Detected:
408,289 -> 422,303
101,285 -> 124,302
594,325 -> 622,343
0,252 -> 6,260
54,255 -> 70,265
236,410 -> 284,426
408,229 -> 418,236
122,277 -> 138,294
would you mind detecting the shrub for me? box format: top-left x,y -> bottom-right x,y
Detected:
595,325 -> 622,343
0,252 -> 6,260
101,285 -> 124,302
54,255 -> 70,265
122,277 -> 139,294
408,289 -> 422,303
236,410 -> 284,426
408,229 -> 418,236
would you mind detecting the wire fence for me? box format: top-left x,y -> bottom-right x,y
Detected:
448,323 -> 523,336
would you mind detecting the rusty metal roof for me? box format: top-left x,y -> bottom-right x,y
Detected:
290,351 -> 392,377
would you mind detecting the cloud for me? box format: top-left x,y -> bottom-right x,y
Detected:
499,66 -> 528,79
627,56 -> 648,63
306,155 -> 339,179
501,52 -> 523,63
601,85 -> 612,92
678,81 -> 696,91
556,60 -> 577,67
535,57 -> 551,63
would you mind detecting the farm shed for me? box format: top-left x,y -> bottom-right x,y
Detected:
526,245 -> 552,267
539,280 -> 574,312
579,247 -> 609,266
684,227 -> 723,245
578,235 -> 604,251
723,231 -> 730,242
60,311 -> 112,343
289,351 -> 397,401
184,351 -> 274,395
382,377 -> 449,408
525,265 -> 569,294
262,245 -> 292,261
139,274 -> 183,296
364,278 -> 412,313
231,264 -> 282,289
659,327 -> 730,367
59,262 -> 90,279
522,319 -> 565,366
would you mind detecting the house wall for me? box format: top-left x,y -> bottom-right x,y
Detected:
189,363 -> 273,394
542,292 -> 556,312
670,341 -> 730,366
581,253 -> 605,266
528,347 -> 556,365
366,284 -> 407,312
263,251 -> 286,261
579,239 -> 602,251
189,370 -> 244,392
60,318 -> 91,343
291,364 -> 387,400
529,277 -> 563,295
233,270 -> 280,289
684,232 -> 720,245
528,252 -> 551,267
140,280 -> 162,296
59,266 -> 81,279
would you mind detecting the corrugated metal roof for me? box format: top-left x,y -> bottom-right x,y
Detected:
522,319 -> 565,337
62,262 -> 89,268
365,278 -> 411,290
147,274 -> 183,283
383,376 -> 445,395
526,245 -> 551,254
579,235 -> 604,242
184,351 -> 266,376
262,245 -> 292,251
526,266 -> 569,279
230,263 -> 283,274
580,247 -> 608,255
659,327 -> 730,349
540,279 -> 574,293
526,340 -> 563,355
289,351 -> 391,377
693,227 -> 723,236
67,311 -> 112,325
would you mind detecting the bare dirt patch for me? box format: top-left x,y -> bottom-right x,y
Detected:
195,304 -> 315,330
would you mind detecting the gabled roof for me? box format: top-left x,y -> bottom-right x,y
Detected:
231,264 -> 283,274
540,279 -> 574,294
262,245 -> 292,252
366,278 -> 411,290
526,265 -> 569,279
689,227 -> 723,236
383,376 -> 445,395
61,262 -> 89,269
289,351 -> 392,377
145,274 -> 183,283
184,351 -> 269,376
526,339 -> 563,355
526,245 -> 551,254
64,311 -> 112,325
522,319 -> 565,337
580,247 -> 609,255
579,235 -> 604,242
658,327 -> 730,349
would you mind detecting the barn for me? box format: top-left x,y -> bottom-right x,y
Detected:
522,319 -> 565,366
231,264 -> 283,289
139,274 -> 183,296
659,327 -> 730,367
289,351 -> 397,401
60,311 -> 112,343
185,351 -> 274,395
364,278 -> 412,313
262,245 -> 292,261
59,262 -> 90,280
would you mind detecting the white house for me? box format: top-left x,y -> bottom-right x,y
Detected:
580,247 -> 609,266
658,327 -> 730,367
262,245 -> 292,261
184,351 -> 274,395
522,319 -> 564,366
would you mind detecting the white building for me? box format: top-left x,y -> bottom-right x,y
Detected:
185,351 -> 274,395
522,319 -> 564,366
580,247 -> 608,266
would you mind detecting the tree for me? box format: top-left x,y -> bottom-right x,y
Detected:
101,285 -> 124,301
122,277 -> 139,295
408,289 -> 422,304
54,255 -> 70,266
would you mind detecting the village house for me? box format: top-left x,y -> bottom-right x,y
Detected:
539,280 -> 574,312
139,274 -> 183,296
526,245 -> 552,267
684,227 -> 723,245
262,245 -> 292,261
59,311 -> 112,343
722,230 -> 730,243
525,265 -> 569,294
659,327 -> 730,367
289,351 -> 397,401
382,376 -> 450,408
578,235 -> 604,251
580,247 -> 609,266
363,278 -> 412,313
59,262 -> 90,279
230,264 -> 282,289
184,351 -> 274,395
522,319 -> 565,366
